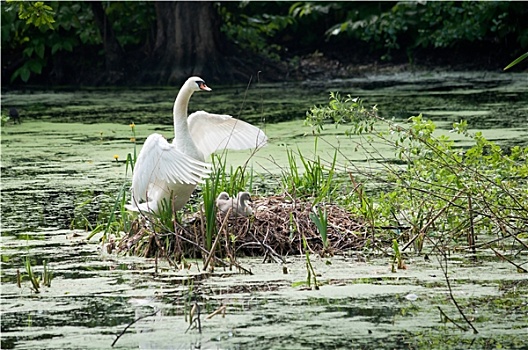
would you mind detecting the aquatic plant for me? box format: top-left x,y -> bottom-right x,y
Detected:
306,92 -> 528,258
302,235 -> 319,290
305,93 -> 528,333
24,257 -> 40,293
1,111 -> 10,127
20,257 -> 53,293
309,205 -> 329,250
280,143 -> 338,204
82,122 -> 138,241
391,239 -> 405,272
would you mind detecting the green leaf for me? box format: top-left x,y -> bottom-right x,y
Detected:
23,46 -> 34,57
504,52 -> 528,70
20,68 -> 31,82
51,42 -> 61,54
27,59 -> 43,74
35,44 -> 45,58
62,40 -> 73,51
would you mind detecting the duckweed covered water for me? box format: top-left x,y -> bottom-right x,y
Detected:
1,71 -> 527,349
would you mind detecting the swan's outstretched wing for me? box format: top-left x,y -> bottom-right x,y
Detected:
131,133 -> 211,202
188,111 -> 268,159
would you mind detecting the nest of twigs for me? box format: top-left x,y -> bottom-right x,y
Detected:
117,194 -> 368,263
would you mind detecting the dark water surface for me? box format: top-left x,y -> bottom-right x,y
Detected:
1,71 -> 527,349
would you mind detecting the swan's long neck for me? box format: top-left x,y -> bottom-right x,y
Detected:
173,86 -> 193,138
172,84 -> 204,161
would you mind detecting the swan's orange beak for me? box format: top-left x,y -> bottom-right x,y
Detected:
198,82 -> 212,91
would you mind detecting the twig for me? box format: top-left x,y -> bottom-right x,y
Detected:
111,308 -> 159,347
185,302 -> 201,334
467,193 -> 476,254
402,190 -> 464,252
251,229 -> 286,264
204,208 -> 232,271
437,306 -> 467,331
490,247 -> 528,273
437,252 -> 479,334
163,221 -> 253,275
206,304 -> 227,320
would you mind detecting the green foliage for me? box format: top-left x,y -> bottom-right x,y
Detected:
219,3 -> 294,61
306,93 -> 528,251
210,154 -> 255,197
2,1 -> 527,84
281,145 -> 338,204
325,1 -> 528,60
202,161 -> 222,251
24,256 -> 40,293
202,154 -> 256,250
13,1 -> 56,30
1,112 -> 10,127
391,239 -> 404,272
104,2 -> 156,47
302,235 -> 319,290
305,92 -> 377,135
2,1 -> 155,83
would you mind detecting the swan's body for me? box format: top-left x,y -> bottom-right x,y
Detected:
216,191 -> 253,217
127,77 -> 267,213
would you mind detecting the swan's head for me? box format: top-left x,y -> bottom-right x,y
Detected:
216,192 -> 230,201
237,192 -> 252,204
186,76 -> 212,92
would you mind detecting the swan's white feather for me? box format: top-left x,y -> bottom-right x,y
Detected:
126,76 -> 268,214
131,133 -> 211,204
188,111 -> 268,158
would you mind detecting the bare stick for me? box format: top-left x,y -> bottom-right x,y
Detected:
402,190 -> 464,252
250,230 -> 286,264
203,208 -> 232,271
185,302 -> 201,334
490,247 -> 528,273
437,252 -> 479,334
437,306 -> 467,331
206,304 -> 227,320
112,309 -> 159,347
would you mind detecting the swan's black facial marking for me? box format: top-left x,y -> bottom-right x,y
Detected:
196,81 -> 211,91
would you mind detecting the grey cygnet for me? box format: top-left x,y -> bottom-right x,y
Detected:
216,191 -> 253,217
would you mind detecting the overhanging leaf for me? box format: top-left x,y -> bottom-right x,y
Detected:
504,52 -> 528,71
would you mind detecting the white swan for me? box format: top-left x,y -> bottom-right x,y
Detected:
216,191 -> 253,217
126,77 -> 267,213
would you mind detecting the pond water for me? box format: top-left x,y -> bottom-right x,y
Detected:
1,71 -> 527,349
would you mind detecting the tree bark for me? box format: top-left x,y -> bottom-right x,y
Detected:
90,1 -> 124,84
137,1 -> 286,85
143,1 -> 235,84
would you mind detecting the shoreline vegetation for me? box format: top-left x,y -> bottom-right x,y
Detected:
90,94 -> 527,276
3,2 -> 526,87
84,91 -> 526,338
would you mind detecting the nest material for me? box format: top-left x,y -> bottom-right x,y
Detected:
117,194 -> 368,261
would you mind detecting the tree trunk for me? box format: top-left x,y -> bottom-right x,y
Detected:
90,1 -> 124,84
142,1 -> 234,84
139,1 -> 286,85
